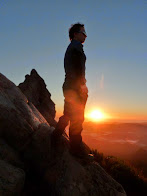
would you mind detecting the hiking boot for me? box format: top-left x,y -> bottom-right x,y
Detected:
69,142 -> 94,161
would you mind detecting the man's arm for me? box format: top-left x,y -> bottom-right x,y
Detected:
71,45 -> 88,96
71,45 -> 86,85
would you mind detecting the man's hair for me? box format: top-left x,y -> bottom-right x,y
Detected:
69,23 -> 84,40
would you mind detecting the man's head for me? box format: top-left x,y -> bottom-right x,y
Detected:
69,23 -> 87,44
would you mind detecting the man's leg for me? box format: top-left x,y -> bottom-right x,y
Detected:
52,89 -> 74,137
54,89 -> 85,140
52,115 -> 69,137
69,104 -> 84,147
69,91 -> 88,153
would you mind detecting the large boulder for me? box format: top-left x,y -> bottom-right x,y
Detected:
43,149 -> 126,196
0,72 -> 51,195
23,125 -> 126,196
0,72 -> 127,196
0,73 -> 49,151
18,69 -> 57,127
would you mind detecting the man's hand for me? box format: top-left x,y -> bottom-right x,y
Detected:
79,84 -> 88,104
80,84 -> 88,94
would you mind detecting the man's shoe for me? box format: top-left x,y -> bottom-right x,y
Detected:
69,142 -> 94,161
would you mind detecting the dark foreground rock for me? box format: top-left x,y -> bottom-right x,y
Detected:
18,69 -> 57,127
0,160 -> 25,196
0,72 -> 126,196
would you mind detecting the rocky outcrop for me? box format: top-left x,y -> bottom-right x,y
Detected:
0,72 -> 49,195
18,69 -> 57,127
0,72 -> 127,196
0,73 -> 49,150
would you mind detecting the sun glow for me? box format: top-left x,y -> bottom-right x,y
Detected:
86,109 -> 106,122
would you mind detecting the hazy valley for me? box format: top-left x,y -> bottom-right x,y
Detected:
81,122 -> 147,176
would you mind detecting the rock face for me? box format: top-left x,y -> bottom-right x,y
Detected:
0,72 -> 49,195
0,73 -> 49,151
0,72 -> 127,196
0,160 -> 25,196
18,69 -> 57,127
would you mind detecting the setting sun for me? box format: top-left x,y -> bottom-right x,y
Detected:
86,109 -> 106,122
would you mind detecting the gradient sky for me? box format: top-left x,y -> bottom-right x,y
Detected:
0,0 -> 147,121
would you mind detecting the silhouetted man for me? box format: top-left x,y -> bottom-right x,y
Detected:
52,23 -> 89,156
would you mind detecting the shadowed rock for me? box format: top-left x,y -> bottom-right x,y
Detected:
0,160 -> 25,196
0,138 -> 24,169
18,69 -> 57,127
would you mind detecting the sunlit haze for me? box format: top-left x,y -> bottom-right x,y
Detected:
85,109 -> 107,122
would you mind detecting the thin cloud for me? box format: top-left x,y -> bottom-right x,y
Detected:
100,74 -> 104,89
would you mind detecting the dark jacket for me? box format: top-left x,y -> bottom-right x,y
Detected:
63,39 -> 86,91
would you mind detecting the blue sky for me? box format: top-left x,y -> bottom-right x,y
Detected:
0,0 -> 147,121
